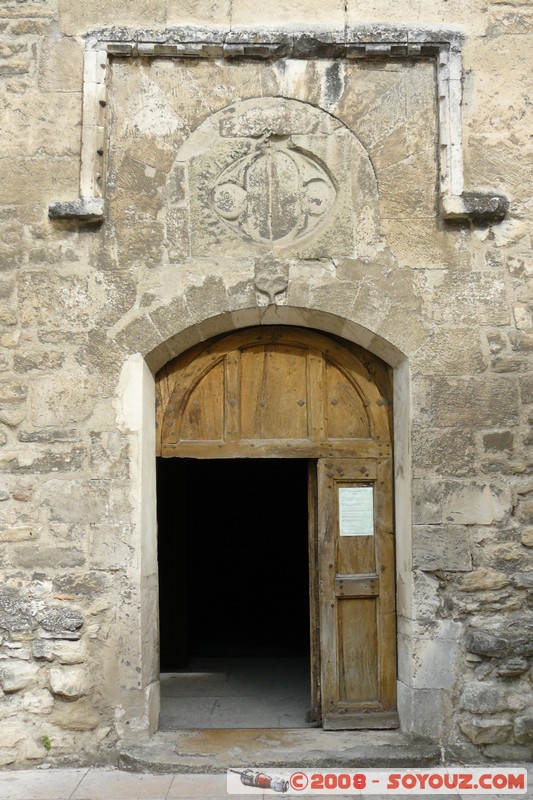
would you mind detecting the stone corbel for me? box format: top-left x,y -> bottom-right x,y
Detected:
48,27 -> 508,225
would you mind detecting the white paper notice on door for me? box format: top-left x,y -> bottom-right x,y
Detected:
338,486 -> 374,536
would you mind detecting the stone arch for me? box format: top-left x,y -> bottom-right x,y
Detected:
142,302 -> 409,374
114,306 -> 414,734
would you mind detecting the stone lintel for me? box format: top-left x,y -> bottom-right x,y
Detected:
48,197 -> 105,223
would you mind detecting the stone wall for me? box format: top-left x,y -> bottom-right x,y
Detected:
1,0 -> 533,766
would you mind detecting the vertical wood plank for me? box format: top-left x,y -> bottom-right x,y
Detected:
308,350 -> 326,442
225,352 -> 240,442
307,460 -> 321,723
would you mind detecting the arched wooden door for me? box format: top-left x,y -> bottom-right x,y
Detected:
156,327 -> 397,729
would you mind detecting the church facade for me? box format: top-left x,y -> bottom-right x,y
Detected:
1,0 -> 533,766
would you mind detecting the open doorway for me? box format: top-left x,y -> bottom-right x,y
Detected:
157,457 -> 315,729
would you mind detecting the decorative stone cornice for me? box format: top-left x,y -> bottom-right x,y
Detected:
48,26 -> 508,225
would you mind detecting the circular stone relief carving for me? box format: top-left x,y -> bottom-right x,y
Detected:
211,138 -> 336,246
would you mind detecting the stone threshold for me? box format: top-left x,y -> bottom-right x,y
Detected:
118,728 -> 441,773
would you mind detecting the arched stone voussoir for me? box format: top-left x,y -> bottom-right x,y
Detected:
143,302 -> 408,373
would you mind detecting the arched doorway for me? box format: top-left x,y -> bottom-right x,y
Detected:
155,326 -> 397,730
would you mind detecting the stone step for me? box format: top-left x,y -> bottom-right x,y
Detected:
118,729 -> 441,774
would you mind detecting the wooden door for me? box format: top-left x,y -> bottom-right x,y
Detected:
317,457 -> 398,729
156,326 -> 397,728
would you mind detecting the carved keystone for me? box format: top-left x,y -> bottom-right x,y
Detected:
254,257 -> 289,304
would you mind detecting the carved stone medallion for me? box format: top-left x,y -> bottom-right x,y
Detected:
177,96 -> 381,260
211,137 -> 336,246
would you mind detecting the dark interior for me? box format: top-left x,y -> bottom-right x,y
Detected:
157,458 -> 310,670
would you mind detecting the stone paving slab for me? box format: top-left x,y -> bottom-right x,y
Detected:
0,767 -> 532,800
0,769 -> 88,800
71,769 -> 174,799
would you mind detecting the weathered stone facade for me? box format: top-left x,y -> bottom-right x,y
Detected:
1,0 -> 533,768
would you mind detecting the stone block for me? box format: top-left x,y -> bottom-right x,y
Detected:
39,32 -> 83,92
383,217 -> 469,271
412,480 -> 445,525
149,297 -> 191,342
32,640 -> 54,662
465,133 -> 533,204
509,330 -> 533,352
0,525 -> 38,542
113,216 -> 166,269
18,272 -> 91,332
0,448 -> 85,475
17,428 -> 79,443
108,482 -> 132,523
378,146 -> 437,219
29,374 -> 97,425
521,528 -> 533,547
482,744 -> 533,760
431,273 -> 509,326
0,749 -> 17,767
2,91 -> 81,158
442,483 -> 512,525
13,350 -> 64,372
512,571 -> 533,588
50,697 -> 101,730
58,0 -> 165,33
10,546 -> 86,570
0,157 -> 78,204
465,628 -> 509,657
457,569 -> 510,593
519,376 -> 533,404
49,666 -> 88,699
396,682 -> 447,739
460,682 -> 508,714
413,328 -> 487,375
513,303 -> 533,331
113,315 -> 163,357
412,428 -> 476,477
0,408 -> 25,428
398,626 -> 460,690
41,480 -> 108,525
413,525 -> 472,571
90,431 -> 129,478
18,688 -> 55,715
74,331 -> 124,381
165,207 -> 190,262
38,606 -> 84,639
52,572 -> 109,599
233,0 -> 345,25
0,589 -> 42,634
0,659 -> 39,693
497,657 -> 529,677
429,377 -> 520,428
93,271 -> 138,327
483,431 -> 514,453
50,640 -> 86,665
514,714 -> 533,743
89,525 -> 134,571
460,717 -> 512,745
0,379 -> 26,404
